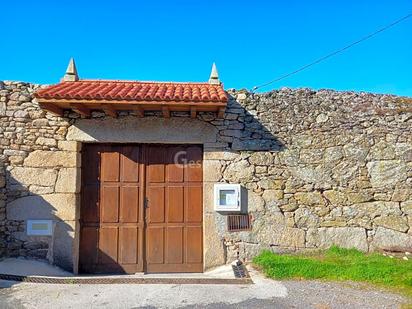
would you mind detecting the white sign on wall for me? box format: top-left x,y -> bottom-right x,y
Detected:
27,220 -> 53,236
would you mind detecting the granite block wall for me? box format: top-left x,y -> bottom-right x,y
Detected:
0,80 -> 411,270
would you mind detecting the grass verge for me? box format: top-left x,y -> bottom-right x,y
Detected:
253,246 -> 412,297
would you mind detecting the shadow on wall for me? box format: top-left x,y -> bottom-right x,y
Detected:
4,171 -> 75,273
64,95 -> 286,153
220,95 -> 285,153
4,171 -> 134,277
1,94 -> 287,276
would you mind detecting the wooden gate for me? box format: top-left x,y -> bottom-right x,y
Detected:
79,144 -> 203,274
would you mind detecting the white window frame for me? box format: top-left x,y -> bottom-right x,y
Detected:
214,183 -> 241,212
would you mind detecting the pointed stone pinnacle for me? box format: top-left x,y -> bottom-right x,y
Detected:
62,58 -> 79,82
208,62 -> 220,85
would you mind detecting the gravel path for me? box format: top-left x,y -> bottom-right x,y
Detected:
278,280 -> 409,309
172,280 -> 409,309
0,277 -> 409,309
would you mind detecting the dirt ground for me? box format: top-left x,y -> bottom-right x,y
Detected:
0,258 -> 409,308
0,276 -> 409,308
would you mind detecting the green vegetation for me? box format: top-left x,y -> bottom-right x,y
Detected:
253,246 -> 412,297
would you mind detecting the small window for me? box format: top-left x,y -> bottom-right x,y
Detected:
227,214 -> 252,232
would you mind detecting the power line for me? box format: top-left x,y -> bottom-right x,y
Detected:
252,12 -> 412,91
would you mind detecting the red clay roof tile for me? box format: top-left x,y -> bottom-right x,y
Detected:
35,80 -> 228,103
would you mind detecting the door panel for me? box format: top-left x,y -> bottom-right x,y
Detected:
80,144 -> 203,274
79,227 -> 98,267
80,144 -> 144,274
147,227 -> 164,264
145,145 -> 203,273
166,227 -> 183,263
101,185 -> 119,223
147,187 -> 165,223
186,186 -> 202,223
101,151 -> 120,182
147,149 -> 165,183
168,186 -> 184,223
82,146 -> 100,183
186,226 -> 203,263
81,185 -> 99,223
121,147 -> 139,182
166,146 -> 184,182
185,146 -> 203,182
119,227 -> 138,264
120,186 -> 139,223
99,226 -> 118,264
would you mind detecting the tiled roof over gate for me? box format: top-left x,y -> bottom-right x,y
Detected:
35,80 -> 228,103
34,59 -> 227,118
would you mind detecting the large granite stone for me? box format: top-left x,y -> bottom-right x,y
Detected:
367,160 -> 408,188
306,227 -> 368,251
374,215 -> 409,233
55,168 -> 81,193
294,208 -> 320,228
67,117 -> 218,143
9,167 -> 57,186
371,227 -> 412,250
7,194 -> 78,221
24,151 -> 80,168
223,160 -> 254,182
51,220 -> 76,272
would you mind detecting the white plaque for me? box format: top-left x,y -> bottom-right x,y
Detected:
27,220 -> 53,236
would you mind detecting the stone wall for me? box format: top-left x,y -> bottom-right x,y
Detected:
1,80 -> 412,271
0,81 -> 80,270
213,89 -> 412,261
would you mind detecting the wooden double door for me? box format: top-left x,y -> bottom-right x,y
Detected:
79,144 -> 203,274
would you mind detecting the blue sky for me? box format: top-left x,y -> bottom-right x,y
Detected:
0,1 -> 411,96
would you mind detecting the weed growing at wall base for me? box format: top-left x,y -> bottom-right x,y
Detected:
253,246 -> 412,297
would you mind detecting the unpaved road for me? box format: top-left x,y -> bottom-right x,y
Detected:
0,275 -> 409,309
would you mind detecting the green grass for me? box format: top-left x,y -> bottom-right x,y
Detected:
253,246 -> 412,297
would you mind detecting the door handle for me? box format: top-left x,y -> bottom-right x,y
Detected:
144,197 -> 149,208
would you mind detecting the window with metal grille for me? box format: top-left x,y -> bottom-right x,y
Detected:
227,214 -> 252,232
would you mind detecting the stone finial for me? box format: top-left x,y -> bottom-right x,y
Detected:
208,62 -> 221,85
62,58 -> 79,82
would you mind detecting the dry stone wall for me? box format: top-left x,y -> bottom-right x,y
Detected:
0,81 -> 79,269
0,81 -> 412,269
211,88 -> 412,261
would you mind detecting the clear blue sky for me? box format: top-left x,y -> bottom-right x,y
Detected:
1,1 -> 411,96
